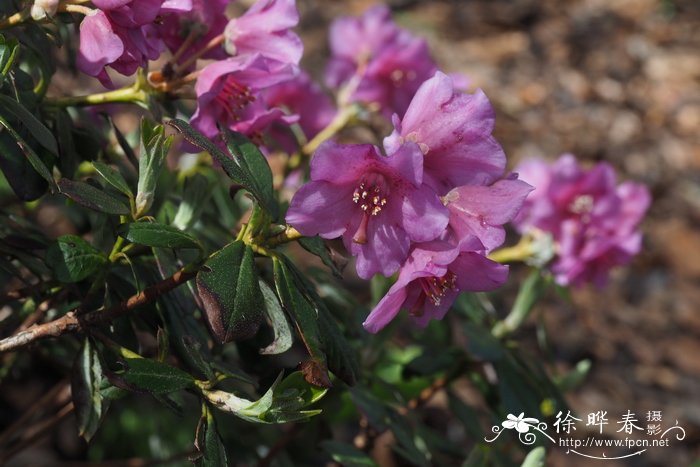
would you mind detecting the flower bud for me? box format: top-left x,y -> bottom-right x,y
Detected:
31,0 -> 59,20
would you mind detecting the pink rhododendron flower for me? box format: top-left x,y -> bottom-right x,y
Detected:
286,141 -> 449,279
513,154 -> 651,287
77,0 -> 191,87
190,54 -> 297,144
264,70 -> 336,144
325,5 -> 437,117
384,71 -> 506,195
224,0 -> 303,66
363,240 -> 508,333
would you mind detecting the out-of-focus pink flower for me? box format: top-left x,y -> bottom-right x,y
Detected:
384,71 -> 506,195
325,5 -> 437,117
363,240 -> 508,333
190,54 -> 297,144
264,71 -> 336,142
513,154 -> 651,287
224,0 -> 303,66
158,0 -> 230,66
286,140 -> 449,279
77,0 -> 192,87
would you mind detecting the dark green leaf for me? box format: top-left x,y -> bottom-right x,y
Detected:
321,441 -> 378,467
0,94 -> 57,154
92,161 -> 133,198
118,222 -> 201,250
172,174 -> 212,230
0,127 -> 47,200
118,358 -> 195,394
71,338 -> 107,442
196,241 -> 265,343
54,109 -> 78,178
258,279 -> 293,355
298,236 -> 344,277
221,129 -> 277,219
0,113 -> 56,190
109,117 -> 139,168
195,413 -> 228,467
0,35 -> 19,78
58,178 -> 130,215
464,322 -> 505,361
46,235 -> 107,283
273,257 -> 331,388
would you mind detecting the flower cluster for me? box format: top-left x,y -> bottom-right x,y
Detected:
513,155 -> 650,287
287,72 -> 533,332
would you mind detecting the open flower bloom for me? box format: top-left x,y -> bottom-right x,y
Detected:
513,154 -> 651,287
325,5 -> 436,117
190,54 -> 298,144
224,0 -> 303,66
286,141 -> 449,278
77,0 -> 191,87
384,71 -> 506,195
363,239 -> 508,333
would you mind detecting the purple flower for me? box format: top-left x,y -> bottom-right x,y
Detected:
325,5 -> 437,117
444,177 -> 534,252
158,0 -> 230,66
286,141 -> 449,279
384,71 -> 506,195
224,0 -> 303,66
190,54 -> 297,144
513,154 -> 651,287
77,0 -> 192,87
363,240 -> 508,333
264,70 -> 336,143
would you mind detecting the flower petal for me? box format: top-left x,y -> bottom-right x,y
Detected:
286,181 -> 355,238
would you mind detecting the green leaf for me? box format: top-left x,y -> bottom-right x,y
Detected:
71,338 -> 108,442
172,174 -> 212,230
492,269 -> 547,338
0,94 -> 57,154
167,119 -> 277,217
196,241 -> 265,343
57,178 -> 130,215
203,371 -> 327,424
135,119 -> 172,216
321,441 -> 378,467
258,279 -> 293,355
0,113 -> 56,190
118,358 -> 195,394
273,257 -> 331,388
521,447 -> 546,467
221,129 -> 277,219
464,322 -> 505,361
194,413 -> 228,467
298,236 -> 344,277
0,35 -> 19,78
118,222 -> 201,250
0,127 -> 47,200
92,161 -> 133,198
46,235 -> 108,283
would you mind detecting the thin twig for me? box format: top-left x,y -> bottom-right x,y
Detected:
0,267 -> 198,354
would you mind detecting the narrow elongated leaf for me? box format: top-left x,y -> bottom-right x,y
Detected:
118,358 -> 195,394
167,119 -> 277,217
0,128 -> 47,200
321,441 -> 378,467
71,338 -> 107,442
521,447 -> 546,467
221,129 -> 277,218
0,113 -> 56,190
118,222 -> 201,250
92,161 -> 133,198
258,279 -> 293,355
0,35 -> 19,78
196,241 -> 265,343
298,236 -> 344,277
46,235 -> 108,283
0,94 -> 57,153
273,257 -> 331,388
194,413 -> 228,467
58,178 -> 130,215
135,119 -> 172,216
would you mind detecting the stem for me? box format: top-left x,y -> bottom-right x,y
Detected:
176,33 -> 225,75
46,82 -> 149,108
302,104 -> 359,156
265,226 -> 302,247
488,236 -> 535,263
0,10 -> 29,30
59,4 -> 92,15
0,266 -> 199,354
